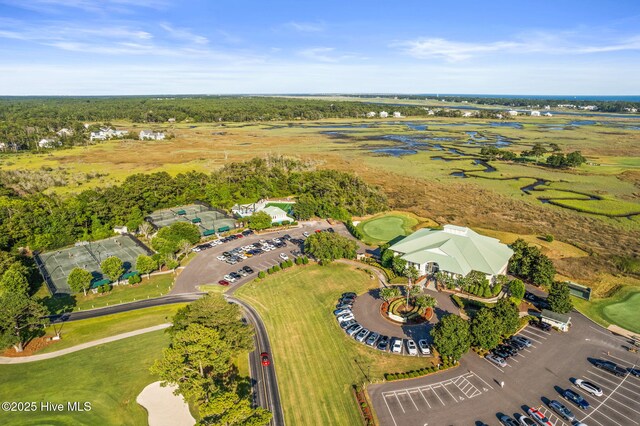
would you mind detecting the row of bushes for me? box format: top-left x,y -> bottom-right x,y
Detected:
256,256 -> 310,279
466,283 -> 502,298
359,257 -> 397,281
353,385 -> 375,426
384,358 -> 457,381
345,220 -> 364,239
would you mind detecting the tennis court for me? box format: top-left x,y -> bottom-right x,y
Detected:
147,204 -> 236,235
36,235 -> 151,294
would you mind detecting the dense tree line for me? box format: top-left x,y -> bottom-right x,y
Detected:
0,157 -> 386,255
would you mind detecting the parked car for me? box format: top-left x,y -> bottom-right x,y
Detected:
518,416 -> 536,426
340,297 -> 355,305
485,354 -> 507,368
218,280 -> 230,286
243,266 -> 254,274
499,415 -> 519,426
191,247 -> 201,252
512,335 -> 532,347
237,269 -> 249,277
492,348 -> 511,359
347,324 -> 362,336
335,303 -> 352,310
530,319 -> 552,332
340,319 -> 356,329
629,368 -> 640,377
230,272 -> 242,280
366,332 -> 380,346
377,335 -> 390,351
575,379 -> 603,397
337,313 -> 355,323
279,253 -> 289,261
327,227 -> 335,233
406,339 -> 418,356
260,352 -> 270,366
527,407 -> 553,426
562,389 -> 590,410
498,344 -> 518,356
418,339 -> 431,355
342,292 -> 357,298
593,360 -> 628,377
391,338 -> 403,354
334,308 -> 351,316
548,399 -> 575,421
282,234 -> 291,240
272,238 -> 281,243
223,274 -> 236,283
303,232 -> 310,237
217,255 -> 227,261
508,338 -> 526,350
356,328 -> 370,342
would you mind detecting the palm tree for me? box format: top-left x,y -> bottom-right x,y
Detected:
380,286 -> 401,302
405,265 -> 420,306
138,222 -> 152,239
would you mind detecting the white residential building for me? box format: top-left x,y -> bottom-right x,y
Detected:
392,111 -> 402,118
38,138 -> 59,148
544,105 -> 551,110
530,111 -> 541,117
507,110 -> 519,116
231,199 -> 295,224
56,128 -> 73,137
379,111 -> 389,118
139,130 -> 166,140
366,111 -> 377,118
462,111 -> 474,117
90,127 -> 129,141
544,112 -> 553,117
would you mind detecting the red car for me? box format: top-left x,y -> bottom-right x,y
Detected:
260,352 -> 270,366
235,234 -> 244,238
527,407 -> 553,426
218,280 -> 230,286
315,229 -> 322,233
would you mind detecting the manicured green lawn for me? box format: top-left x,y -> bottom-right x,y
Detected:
37,304 -> 185,354
357,211 -> 435,246
235,263 -> 437,426
0,330 -> 170,426
573,286 -> 640,333
39,273 -> 175,314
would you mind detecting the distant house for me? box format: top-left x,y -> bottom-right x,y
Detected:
507,110 -> 519,116
541,309 -> 571,332
139,130 -> 165,140
544,112 -> 553,117
56,128 -> 73,137
366,111 -> 376,118
38,138 -> 58,148
262,206 -> 294,224
393,111 -> 402,118
379,111 -> 389,118
495,113 -> 503,119
544,105 -> 551,110
113,226 -> 128,235
168,118 -> 176,123
462,111 -> 474,117
530,111 -> 541,117
427,110 -> 435,116
231,199 -> 295,224
90,127 -> 128,141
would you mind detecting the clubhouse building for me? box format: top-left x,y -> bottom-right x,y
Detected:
388,225 -> 513,282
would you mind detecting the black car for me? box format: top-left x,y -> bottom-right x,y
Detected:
492,349 -> 510,359
377,335 -> 390,351
230,272 -> 241,279
243,266 -> 254,274
282,234 -> 292,240
341,297 -> 355,305
242,229 -> 253,236
594,360 -> 628,377
499,415 -> 519,426
530,319 -> 552,331
498,344 -> 518,356
342,292 -> 357,298
508,338 -> 526,350
629,368 -> 640,377
327,227 -> 335,233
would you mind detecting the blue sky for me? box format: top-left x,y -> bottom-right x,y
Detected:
0,0 -> 639,95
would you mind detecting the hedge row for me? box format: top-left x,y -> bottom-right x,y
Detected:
359,257 -> 396,281
345,220 -> 364,240
256,256 -> 309,280
384,359 -> 456,381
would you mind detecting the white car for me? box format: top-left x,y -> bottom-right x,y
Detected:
406,339 -> 418,356
223,274 -> 236,283
303,232 -> 310,237
391,338 -> 403,354
575,379 -> 603,397
279,253 -> 289,261
272,238 -> 281,243
334,308 -> 351,317
216,255 -> 227,261
237,254 -> 247,260
418,339 -> 431,355
191,247 -> 201,252
338,313 -> 355,323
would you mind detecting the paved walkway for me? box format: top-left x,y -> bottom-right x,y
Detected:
0,323 -> 170,364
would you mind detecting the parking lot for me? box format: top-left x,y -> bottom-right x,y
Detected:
369,311 -> 640,426
172,221 -> 352,294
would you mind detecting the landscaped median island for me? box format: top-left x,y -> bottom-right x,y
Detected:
235,263 -> 437,426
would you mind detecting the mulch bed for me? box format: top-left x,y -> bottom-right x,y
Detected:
1,336 -> 57,357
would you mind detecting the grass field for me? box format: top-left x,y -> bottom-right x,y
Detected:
37,304 -> 185,354
235,263 -> 437,426
0,330 -> 169,426
573,286 -> 640,333
356,211 -> 438,246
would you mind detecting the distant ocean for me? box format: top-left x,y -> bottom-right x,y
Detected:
417,94 -> 640,102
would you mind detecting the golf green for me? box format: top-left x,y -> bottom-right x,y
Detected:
358,214 -> 418,246
602,291 -> 640,334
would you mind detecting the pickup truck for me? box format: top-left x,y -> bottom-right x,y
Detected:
594,360 -> 628,377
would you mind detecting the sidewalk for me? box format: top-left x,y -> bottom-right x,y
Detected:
0,323 -> 170,364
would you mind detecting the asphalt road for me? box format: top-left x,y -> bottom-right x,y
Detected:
368,305 -> 640,426
227,296 -> 285,426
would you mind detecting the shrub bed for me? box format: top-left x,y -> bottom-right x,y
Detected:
384,359 -> 457,381
353,385 -> 375,426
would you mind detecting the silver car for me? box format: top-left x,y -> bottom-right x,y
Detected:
549,399 -> 575,421
356,328 -> 370,342
366,332 -> 380,346
485,354 -> 507,368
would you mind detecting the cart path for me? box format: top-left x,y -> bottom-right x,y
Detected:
0,323 -> 170,364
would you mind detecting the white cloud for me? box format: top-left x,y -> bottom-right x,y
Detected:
284,21 -> 324,33
298,47 -> 338,62
395,33 -> 640,61
159,23 -> 208,45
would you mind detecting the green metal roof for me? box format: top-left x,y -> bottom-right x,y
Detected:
389,225 -> 513,276
541,309 -> 571,324
91,278 -> 111,288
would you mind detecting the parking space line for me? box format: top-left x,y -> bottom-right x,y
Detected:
429,386 -> 446,406
483,358 -> 505,372
584,370 -> 624,387
538,407 -> 568,426
510,356 -> 519,363
583,365 -> 640,425
382,395 -> 399,426
524,327 -> 550,338
599,402 -> 640,425
604,353 -> 636,367
518,331 -> 545,344
585,370 -> 640,395
442,383 -> 461,403
584,414 -> 605,426
392,393 -> 405,413
470,370 -> 495,390
418,388 -> 431,408
590,410 -> 623,426
405,391 -> 420,410
607,394 -> 640,416
589,325 -> 629,343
